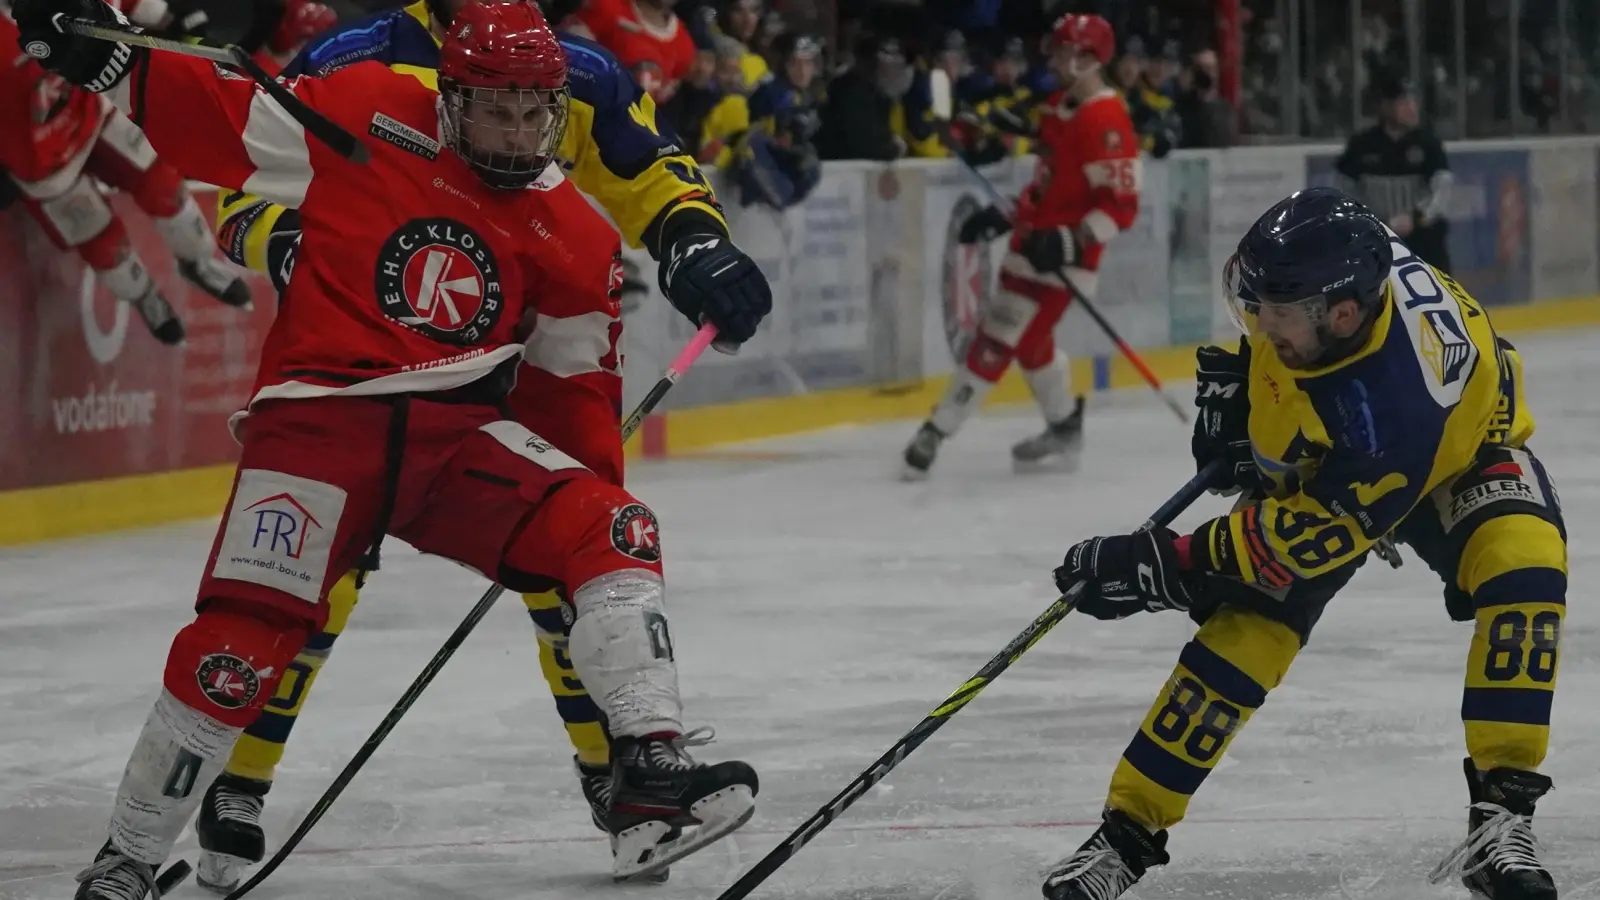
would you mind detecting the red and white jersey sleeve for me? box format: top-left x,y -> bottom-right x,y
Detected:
1016,88 -> 1141,269
112,52 -> 324,211
576,0 -> 694,99
106,0 -> 170,26
506,208 -> 627,486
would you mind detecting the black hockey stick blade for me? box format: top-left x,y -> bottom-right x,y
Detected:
58,17 -> 370,163
155,859 -> 192,894
710,460 -> 1224,900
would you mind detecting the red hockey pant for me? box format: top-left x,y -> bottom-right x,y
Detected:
167,394 -> 662,728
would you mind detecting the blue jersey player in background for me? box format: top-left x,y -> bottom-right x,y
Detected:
198,0 -> 771,890
1044,188 -> 1566,900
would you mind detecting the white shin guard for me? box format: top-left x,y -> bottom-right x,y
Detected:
568,570 -> 683,738
1022,351 -> 1076,424
152,195 -> 217,263
111,691 -> 241,864
929,366 -> 997,437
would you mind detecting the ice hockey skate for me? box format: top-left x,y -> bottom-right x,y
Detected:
127,286 -> 185,346
1428,758 -> 1557,900
194,774 -> 269,893
901,422 -> 945,481
177,257 -> 253,310
605,729 -> 758,880
577,757 -> 673,883
1012,395 -> 1085,472
1042,809 -> 1169,900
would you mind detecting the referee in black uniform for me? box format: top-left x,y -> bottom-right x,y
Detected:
1335,77 -> 1453,272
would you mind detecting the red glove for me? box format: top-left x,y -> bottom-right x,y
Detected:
268,0 -> 337,54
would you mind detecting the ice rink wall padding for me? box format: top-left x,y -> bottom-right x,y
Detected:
5,140 -> 1600,544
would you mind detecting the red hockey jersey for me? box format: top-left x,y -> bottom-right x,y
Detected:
0,15 -> 107,185
1012,87 -> 1140,271
575,0 -> 695,101
110,53 -> 625,478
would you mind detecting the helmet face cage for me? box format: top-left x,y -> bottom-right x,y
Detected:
1223,250 -> 1331,337
440,81 -> 570,190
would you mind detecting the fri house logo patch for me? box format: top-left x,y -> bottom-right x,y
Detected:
369,112 -> 440,160
212,470 -> 346,603
376,218 -> 505,345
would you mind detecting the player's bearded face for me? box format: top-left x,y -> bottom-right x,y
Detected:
445,85 -> 570,190
1225,252 -> 1339,369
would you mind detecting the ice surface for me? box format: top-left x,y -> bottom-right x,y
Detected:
4,329 -> 1600,900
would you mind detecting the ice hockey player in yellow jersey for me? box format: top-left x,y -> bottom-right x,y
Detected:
1044,187 -> 1565,900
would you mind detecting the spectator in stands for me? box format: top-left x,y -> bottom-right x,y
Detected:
882,39 -> 949,158
815,35 -> 905,161
716,0 -> 771,91
1174,47 -> 1234,147
1116,37 -> 1179,156
697,34 -> 753,165
735,32 -> 823,208
571,0 -> 696,103
950,36 -> 1036,163
663,45 -> 721,157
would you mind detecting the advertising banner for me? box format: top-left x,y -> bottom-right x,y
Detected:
1530,144 -> 1599,301
1209,148 -> 1306,338
0,190 -> 275,492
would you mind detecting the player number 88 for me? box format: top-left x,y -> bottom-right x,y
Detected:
1484,610 -> 1560,683
1149,676 -> 1243,764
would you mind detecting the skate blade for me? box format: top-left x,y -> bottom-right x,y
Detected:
611,785 -> 755,880
1011,447 -> 1081,475
194,851 -> 250,894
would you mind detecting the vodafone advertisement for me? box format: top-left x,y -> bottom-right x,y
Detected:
0,189 -> 275,491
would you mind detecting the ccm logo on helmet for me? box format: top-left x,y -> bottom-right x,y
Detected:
1321,274 -> 1356,292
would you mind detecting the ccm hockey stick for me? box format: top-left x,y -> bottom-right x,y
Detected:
950,153 -> 1187,423
215,323 -> 720,900
711,459 -> 1225,900
55,16 -> 370,163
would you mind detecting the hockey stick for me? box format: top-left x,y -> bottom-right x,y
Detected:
949,152 -> 1186,423
711,459 -> 1225,900
216,323 -> 720,900
55,16 -> 370,163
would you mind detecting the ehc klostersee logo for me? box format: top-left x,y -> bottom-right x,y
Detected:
376,218 -> 505,345
212,470 -> 347,605
52,261 -> 158,436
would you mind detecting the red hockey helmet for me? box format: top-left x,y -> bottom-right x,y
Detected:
1049,13 -> 1115,67
438,0 -> 570,190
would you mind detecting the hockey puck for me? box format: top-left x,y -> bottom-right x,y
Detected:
156,860 -> 193,893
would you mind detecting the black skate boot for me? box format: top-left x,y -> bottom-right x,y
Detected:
178,257 -> 253,309
1012,396 -> 1085,470
128,287 -> 185,346
605,728 -> 758,880
1042,809 -> 1170,900
75,841 -> 191,900
902,421 -> 946,481
1429,758 -> 1556,900
195,773 -> 270,893
577,758 -> 674,883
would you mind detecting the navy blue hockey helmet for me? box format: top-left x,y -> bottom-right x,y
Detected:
1225,187 -> 1393,364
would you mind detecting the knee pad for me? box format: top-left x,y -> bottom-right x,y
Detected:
128,160 -> 185,218
163,599 -> 311,728
505,479 -> 665,594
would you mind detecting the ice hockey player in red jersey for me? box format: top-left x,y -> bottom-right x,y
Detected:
11,1 -> 759,896
569,0 -> 695,103
902,13 -> 1139,479
0,6 -> 252,345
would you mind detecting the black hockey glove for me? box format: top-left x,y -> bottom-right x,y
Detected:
957,205 -> 1011,245
1191,340 -> 1258,496
660,232 -> 772,348
1019,226 -> 1079,273
12,0 -> 145,93
1054,529 -> 1196,621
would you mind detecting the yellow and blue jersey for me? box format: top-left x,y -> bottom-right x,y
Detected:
217,0 -> 725,284
1194,240 -> 1535,586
